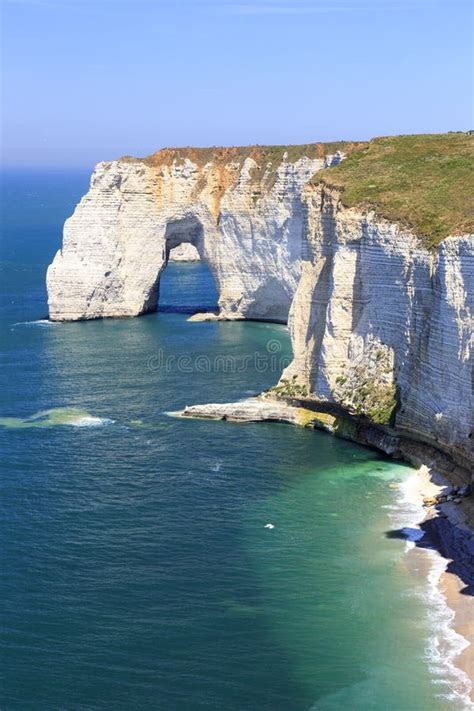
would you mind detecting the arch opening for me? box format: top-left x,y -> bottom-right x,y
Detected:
156,216 -> 219,316
163,216 -> 204,262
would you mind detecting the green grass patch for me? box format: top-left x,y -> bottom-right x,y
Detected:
312,132 -> 474,248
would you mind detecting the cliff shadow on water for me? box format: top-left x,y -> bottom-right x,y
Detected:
387,517 -> 474,597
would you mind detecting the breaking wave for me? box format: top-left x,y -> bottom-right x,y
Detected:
391,474 -> 472,708
11,319 -> 54,328
0,407 -> 115,429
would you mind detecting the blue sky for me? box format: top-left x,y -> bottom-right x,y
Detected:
1,0 -> 473,167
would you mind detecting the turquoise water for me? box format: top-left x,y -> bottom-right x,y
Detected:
0,172 -> 459,709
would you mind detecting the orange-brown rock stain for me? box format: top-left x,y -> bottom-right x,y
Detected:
137,141 -> 367,223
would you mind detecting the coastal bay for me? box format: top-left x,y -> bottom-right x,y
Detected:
1,171 -> 472,710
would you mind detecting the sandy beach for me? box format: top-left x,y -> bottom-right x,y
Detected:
405,466 -> 474,705
441,571 -> 474,703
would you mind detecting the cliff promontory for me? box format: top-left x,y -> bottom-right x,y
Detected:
47,133 -> 473,473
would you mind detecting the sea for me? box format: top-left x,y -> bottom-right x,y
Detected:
0,169 -> 471,710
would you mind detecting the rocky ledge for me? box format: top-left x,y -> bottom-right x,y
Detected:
178,396 -> 336,429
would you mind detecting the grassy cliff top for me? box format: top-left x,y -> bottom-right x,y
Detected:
121,141 -> 365,169
312,132 -> 474,248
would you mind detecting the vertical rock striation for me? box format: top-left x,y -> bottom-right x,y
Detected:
282,185 -> 473,468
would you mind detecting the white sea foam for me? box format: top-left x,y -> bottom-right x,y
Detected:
11,319 -> 53,327
423,550 -> 472,708
71,416 -> 115,428
391,473 -> 473,708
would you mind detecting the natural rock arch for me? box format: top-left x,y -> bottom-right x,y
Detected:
46,162 -> 223,321
47,155 -> 322,322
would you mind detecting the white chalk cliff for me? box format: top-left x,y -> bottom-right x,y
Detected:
47,146 -> 473,470
47,149 -> 341,323
282,184 -> 473,470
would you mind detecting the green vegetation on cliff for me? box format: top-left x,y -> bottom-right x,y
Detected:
313,132 -> 474,248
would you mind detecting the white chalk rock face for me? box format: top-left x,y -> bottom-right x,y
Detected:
281,185 -> 473,468
47,160 -> 212,320
47,153 -> 339,322
396,235 -> 473,466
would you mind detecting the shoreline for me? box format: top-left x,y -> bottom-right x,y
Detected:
396,470 -> 474,706
175,395 -> 474,701
441,571 -> 474,702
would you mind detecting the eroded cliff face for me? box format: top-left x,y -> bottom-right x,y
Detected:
282,185 -> 473,468
47,151 -> 341,322
46,148 -> 473,469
